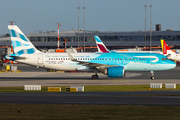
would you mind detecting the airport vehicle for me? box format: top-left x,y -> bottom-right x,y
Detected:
161,39 -> 180,62
6,25 -> 176,80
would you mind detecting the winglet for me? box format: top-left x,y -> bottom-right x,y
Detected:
94,36 -> 109,53
66,50 -> 76,61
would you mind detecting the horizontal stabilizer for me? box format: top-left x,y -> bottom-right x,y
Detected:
5,54 -> 26,61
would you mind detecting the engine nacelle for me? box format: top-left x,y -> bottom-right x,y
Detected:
104,66 -> 125,77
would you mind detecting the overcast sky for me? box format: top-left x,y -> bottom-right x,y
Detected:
0,0 -> 180,34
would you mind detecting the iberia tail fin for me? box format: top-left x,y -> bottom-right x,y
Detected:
161,39 -> 174,55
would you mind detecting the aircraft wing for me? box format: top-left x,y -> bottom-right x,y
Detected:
67,51 -> 117,70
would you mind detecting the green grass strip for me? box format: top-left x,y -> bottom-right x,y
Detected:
0,85 -> 180,93
0,104 -> 180,120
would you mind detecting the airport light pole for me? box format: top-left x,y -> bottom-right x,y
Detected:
178,21 -> 180,30
83,2 -> 86,52
77,2 -> 80,49
57,23 -> 61,50
144,0 -> 147,48
149,0 -> 153,51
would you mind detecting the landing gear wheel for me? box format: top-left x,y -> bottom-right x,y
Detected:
91,75 -> 98,79
151,76 -> 155,80
150,71 -> 155,80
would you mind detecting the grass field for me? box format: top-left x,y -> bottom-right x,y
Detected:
0,85 -> 180,119
0,104 -> 180,120
0,85 -> 180,93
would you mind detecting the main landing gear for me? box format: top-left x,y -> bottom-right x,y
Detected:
91,73 -> 98,79
151,71 -> 155,80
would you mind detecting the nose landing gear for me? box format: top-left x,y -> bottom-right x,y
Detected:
151,71 -> 155,80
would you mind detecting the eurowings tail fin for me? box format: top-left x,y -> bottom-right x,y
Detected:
94,36 -> 109,53
8,25 -> 41,55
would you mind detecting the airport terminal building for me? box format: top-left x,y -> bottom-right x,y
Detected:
1,28 -> 180,52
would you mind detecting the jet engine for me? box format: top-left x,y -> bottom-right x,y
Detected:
103,66 -> 125,77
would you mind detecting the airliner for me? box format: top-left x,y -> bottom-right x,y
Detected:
6,25 -> 176,80
161,39 -> 180,61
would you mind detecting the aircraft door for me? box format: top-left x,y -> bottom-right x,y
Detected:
38,54 -> 43,65
150,54 -> 156,65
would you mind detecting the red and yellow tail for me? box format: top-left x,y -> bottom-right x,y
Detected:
161,39 -> 171,54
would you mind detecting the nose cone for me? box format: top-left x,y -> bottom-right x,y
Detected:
166,60 -> 176,70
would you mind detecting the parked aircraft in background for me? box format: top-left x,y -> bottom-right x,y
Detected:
6,25 -> 176,80
161,39 -> 180,62
95,36 -> 109,53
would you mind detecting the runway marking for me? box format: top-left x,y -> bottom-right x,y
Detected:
114,81 -> 131,83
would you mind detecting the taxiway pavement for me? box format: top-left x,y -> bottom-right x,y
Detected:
0,64 -> 180,105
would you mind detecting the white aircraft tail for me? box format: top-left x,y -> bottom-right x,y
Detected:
8,25 -> 41,55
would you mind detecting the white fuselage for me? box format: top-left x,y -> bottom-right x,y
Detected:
15,52 -> 176,72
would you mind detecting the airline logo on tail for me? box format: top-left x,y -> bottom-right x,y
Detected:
8,25 -> 40,55
161,39 -> 172,55
94,36 -> 109,53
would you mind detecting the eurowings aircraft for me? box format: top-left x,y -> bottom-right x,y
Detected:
6,25 -> 176,80
95,36 -> 109,53
95,36 -> 163,54
161,39 -> 180,61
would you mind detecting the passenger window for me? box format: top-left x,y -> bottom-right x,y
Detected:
164,58 -> 167,60
161,58 -> 163,60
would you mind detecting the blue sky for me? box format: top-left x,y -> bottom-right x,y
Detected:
0,0 -> 180,34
